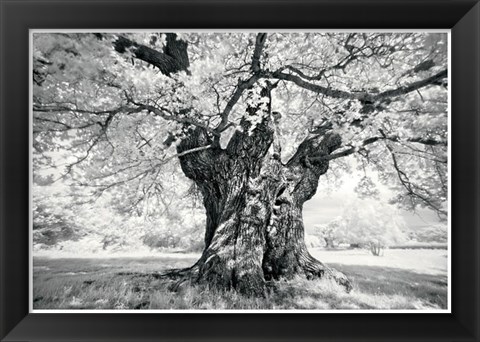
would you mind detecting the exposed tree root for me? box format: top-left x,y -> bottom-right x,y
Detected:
157,264 -> 201,292
299,251 -> 353,292
154,254 -> 353,296
116,250 -> 353,296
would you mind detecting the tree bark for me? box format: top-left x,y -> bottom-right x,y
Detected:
262,132 -> 352,291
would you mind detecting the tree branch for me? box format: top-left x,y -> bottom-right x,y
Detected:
385,143 -> 447,218
314,134 -> 446,162
88,144 -> 213,186
128,101 -> 219,136
158,145 -> 213,167
268,70 -> 353,99
266,68 -> 448,102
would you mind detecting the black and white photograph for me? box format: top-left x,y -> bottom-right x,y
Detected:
31,31 -> 450,312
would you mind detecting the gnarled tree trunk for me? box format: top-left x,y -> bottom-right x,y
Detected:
176,86 -> 352,295
115,33 -> 352,295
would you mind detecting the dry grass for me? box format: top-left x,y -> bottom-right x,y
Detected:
33,255 -> 447,310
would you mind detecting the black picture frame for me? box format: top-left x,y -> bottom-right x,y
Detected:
1,0 -> 479,341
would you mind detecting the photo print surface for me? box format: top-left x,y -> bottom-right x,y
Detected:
32,31 -> 449,312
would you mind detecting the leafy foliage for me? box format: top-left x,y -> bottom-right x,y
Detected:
33,181 -> 205,252
406,223 -> 448,243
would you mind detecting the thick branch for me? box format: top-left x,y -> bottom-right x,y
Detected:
215,33 -> 268,133
266,69 -> 448,102
113,33 -> 189,76
268,70 -> 352,99
374,69 -> 447,100
287,132 -> 342,169
315,134 -> 447,162
251,33 -> 267,73
215,74 -> 260,133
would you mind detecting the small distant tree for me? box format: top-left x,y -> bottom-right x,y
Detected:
334,199 -> 407,256
314,218 -> 345,248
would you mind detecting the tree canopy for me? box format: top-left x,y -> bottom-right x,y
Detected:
33,32 -> 448,219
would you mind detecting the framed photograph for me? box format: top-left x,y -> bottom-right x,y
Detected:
1,0 -> 479,341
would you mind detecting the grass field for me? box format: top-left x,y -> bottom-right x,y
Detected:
33,249 -> 448,310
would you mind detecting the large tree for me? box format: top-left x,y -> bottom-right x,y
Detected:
32,32 -> 448,295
